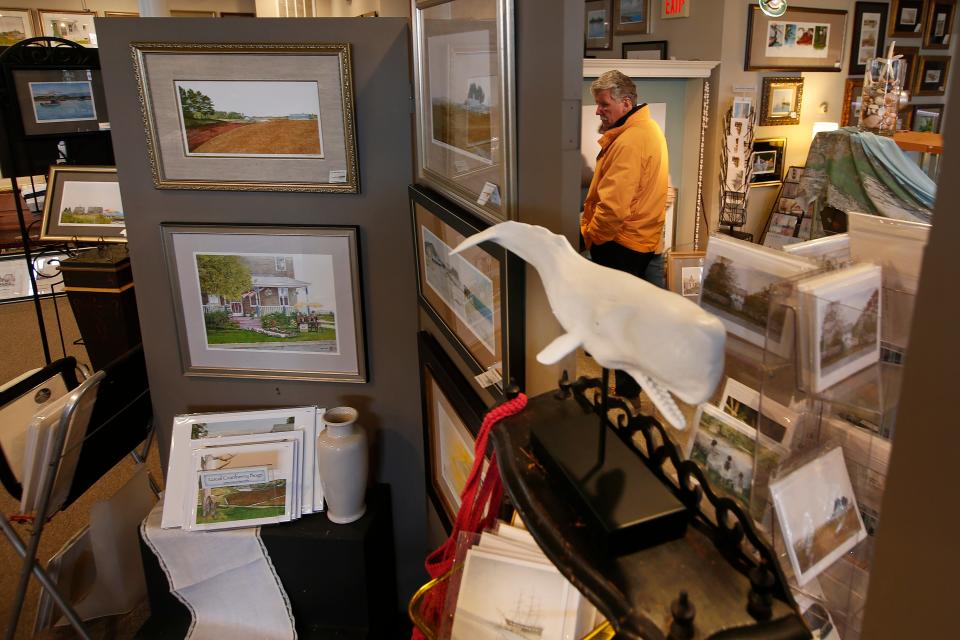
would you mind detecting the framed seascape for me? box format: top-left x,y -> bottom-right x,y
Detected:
412,0 -> 516,224
132,42 -> 358,192
12,68 -> 110,137
419,331 -> 487,531
410,184 -> 523,399
745,6 -> 847,72
161,224 -> 367,382
613,0 -> 650,35
585,0 -> 613,51
39,166 -> 126,243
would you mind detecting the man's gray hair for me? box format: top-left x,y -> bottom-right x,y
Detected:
591,70 -> 637,104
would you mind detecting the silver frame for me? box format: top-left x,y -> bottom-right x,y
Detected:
412,0 -> 517,224
161,224 -> 367,383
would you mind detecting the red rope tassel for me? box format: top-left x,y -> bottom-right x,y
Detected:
412,392 -> 528,639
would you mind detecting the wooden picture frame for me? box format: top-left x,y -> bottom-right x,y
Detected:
745,6 -> 847,72
923,0 -> 957,48
913,55 -> 950,96
759,77 -> 804,126
410,184 -> 524,400
585,0 -> 613,51
0,8 -> 37,45
911,104 -> 944,132
750,137 -> 787,187
621,40 -> 668,60
132,42 -> 359,193
666,250 -> 706,299
848,3 -> 888,76
888,0 -> 929,37
102,11 -> 139,17
841,77 -> 864,127
613,0 -> 650,35
161,224 -> 367,382
897,46 -> 921,92
37,9 -> 97,47
39,166 -> 126,243
418,330 -> 487,531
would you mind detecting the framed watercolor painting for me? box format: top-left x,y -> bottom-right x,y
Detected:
848,2 -> 888,76
613,0 -> 649,35
759,77 -> 804,126
410,184 -> 523,399
750,137 -> 786,187
888,0 -> 928,37
911,104 -> 943,132
11,67 -> 109,137
913,55 -> 950,96
412,0 -> 516,224
0,8 -> 36,45
418,330 -> 488,531
40,166 -> 126,243
923,0 -> 957,48
585,0 -> 612,51
161,224 -> 367,382
132,42 -> 358,192
745,6 -> 847,72
37,10 -> 96,46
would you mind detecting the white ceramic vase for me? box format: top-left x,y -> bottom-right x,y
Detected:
317,406 -> 368,524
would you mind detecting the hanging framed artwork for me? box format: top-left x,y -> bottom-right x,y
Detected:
418,330 -> 488,531
37,10 -> 97,47
913,55 -> 950,96
613,0 -> 650,35
888,0 -> 929,37
0,8 -> 36,45
622,40 -> 668,60
666,251 -> 706,299
412,0 -> 516,224
848,3 -> 888,76
585,0 -> 613,51
745,6 -> 847,72
39,166 -> 126,243
132,42 -> 358,193
911,104 -> 943,132
897,46 -> 921,92
923,0 -> 957,48
749,138 -> 787,187
161,224 -> 367,382
11,67 -> 110,137
841,78 -> 864,127
410,184 -> 524,399
759,77 -> 804,126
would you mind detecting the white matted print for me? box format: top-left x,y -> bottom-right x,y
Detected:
766,21 -> 831,59
432,377 -> 476,517
770,447 -> 867,586
28,81 -> 97,123
681,266 -> 703,297
57,180 -> 124,228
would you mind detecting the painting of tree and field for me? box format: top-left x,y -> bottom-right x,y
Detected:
176,80 -> 324,157
819,288 -> 879,377
701,255 -> 788,343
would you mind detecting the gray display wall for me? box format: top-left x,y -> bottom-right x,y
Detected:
96,17 -> 425,601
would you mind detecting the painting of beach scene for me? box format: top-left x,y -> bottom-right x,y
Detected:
196,252 -> 339,353
29,81 -> 97,123
175,80 -> 324,158
0,12 -> 33,45
58,180 -> 123,226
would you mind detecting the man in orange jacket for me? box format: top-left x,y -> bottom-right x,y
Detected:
581,69 -> 669,401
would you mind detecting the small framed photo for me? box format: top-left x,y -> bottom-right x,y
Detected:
621,40 -> 668,60
760,77 -> 804,126
410,184 -> 524,398
37,10 -> 97,46
785,166 -> 805,183
613,0 -> 650,35
745,6 -> 848,72
841,77 -> 864,128
40,166 -> 125,243
11,68 -> 110,137
161,224 -> 367,382
0,8 -> 36,45
419,331 -> 487,530
585,1 -> 613,51
888,0 -> 929,37
770,447 -> 868,586
923,0 -> 957,48
911,104 -> 943,132
132,42 -> 358,192
913,55 -> 950,96
750,137 -> 786,186
849,3 -> 888,75
666,250 -> 706,298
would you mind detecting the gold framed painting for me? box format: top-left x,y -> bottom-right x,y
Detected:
760,77 -> 804,126
841,77 -> 864,127
40,166 -> 126,243
0,8 -> 37,45
132,42 -> 359,193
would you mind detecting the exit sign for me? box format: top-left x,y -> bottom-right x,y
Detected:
662,0 -> 690,19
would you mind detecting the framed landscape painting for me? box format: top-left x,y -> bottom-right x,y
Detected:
413,0 -> 516,224
40,166 -> 126,243
37,10 -> 97,46
760,77 -> 804,126
745,6 -> 847,72
132,42 -> 358,192
0,8 -> 36,45
410,184 -> 523,399
585,0 -> 612,51
12,68 -> 109,136
613,0 -> 649,35
912,104 -> 943,132
848,2 -> 888,76
162,224 -> 367,382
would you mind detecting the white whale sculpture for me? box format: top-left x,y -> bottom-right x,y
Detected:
452,221 -> 726,430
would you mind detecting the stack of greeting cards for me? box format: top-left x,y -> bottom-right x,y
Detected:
449,521 -> 599,640
160,406 -> 324,531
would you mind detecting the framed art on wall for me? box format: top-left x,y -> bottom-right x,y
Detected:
412,0 -> 516,224
750,137 -> 787,187
410,184 -> 524,397
888,0 -> 929,37
11,67 -> 110,137
912,104 -> 943,132
613,0 -> 649,35
40,166 -> 126,243
913,55 -> 950,96
841,77 -> 864,127
745,6 -> 847,72
585,0 -> 612,51
622,40 -> 668,59
37,10 -> 97,47
923,0 -> 957,48
759,77 -> 804,126
132,42 -> 358,192
161,224 -> 367,382
848,2 -> 888,76
897,46 -> 921,92
0,8 -> 36,45
666,251 -> 706,299
418,330 -> 487,530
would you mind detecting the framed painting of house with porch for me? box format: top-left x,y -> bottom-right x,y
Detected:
162,224 -> 366,382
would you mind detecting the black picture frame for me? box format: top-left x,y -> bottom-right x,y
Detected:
848,3 -> 888,76
913,55 -> 950,96
621,40 -> 668,60
888,0 -> 928,37
749,137 -> 787,187
418,330 -> 488,531
923,0 -> 957,48
410,184 -> 524,401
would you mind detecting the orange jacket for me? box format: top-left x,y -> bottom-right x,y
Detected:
581,106 -> 669,252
